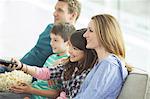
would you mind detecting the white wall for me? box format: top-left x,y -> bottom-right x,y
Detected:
0,0 -> 56,58
0,0 -> 101,58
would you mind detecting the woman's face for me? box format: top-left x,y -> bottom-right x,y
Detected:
68,41 -> 85,62
83,20 -> 99,50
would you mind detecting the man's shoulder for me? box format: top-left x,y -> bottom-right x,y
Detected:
46,23 -> 54,29
40,23 -> 54,35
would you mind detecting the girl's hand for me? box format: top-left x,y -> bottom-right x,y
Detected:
56,91 -> 67,99
8,58 -> 23,70
24,96 -> 30,99
10,83 -> 32,93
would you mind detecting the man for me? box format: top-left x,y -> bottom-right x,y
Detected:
20,0 -> 81,67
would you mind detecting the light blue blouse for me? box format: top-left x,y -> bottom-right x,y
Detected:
74,54 -> 128,99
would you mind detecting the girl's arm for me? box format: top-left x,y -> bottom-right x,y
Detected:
6,58 -> 63,80
4,58 -> 50,80
25,66 -> 51,80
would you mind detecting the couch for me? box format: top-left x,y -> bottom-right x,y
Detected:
118,68 -> 150,99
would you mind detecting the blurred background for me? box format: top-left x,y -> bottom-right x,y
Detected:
0,0 -> 150,72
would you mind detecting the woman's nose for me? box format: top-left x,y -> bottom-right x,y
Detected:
83,32 -> 87,37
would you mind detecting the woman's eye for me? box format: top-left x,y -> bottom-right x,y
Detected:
88,27 -> 93,32
89,29 -> 93,32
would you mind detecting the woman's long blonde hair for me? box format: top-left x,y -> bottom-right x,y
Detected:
91,14 -> 132,72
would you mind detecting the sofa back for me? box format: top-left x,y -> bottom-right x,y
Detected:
118,68 -> 150,99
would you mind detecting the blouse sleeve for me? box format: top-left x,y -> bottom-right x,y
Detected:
74,60 -> 124,99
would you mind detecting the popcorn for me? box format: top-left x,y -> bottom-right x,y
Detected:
0,70 -> 32,92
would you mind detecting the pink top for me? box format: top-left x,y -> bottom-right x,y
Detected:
33,67 -> 51,80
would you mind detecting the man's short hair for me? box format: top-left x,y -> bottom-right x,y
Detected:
58,0 -> 81,21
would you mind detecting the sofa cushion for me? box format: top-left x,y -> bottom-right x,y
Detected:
118,68 -> 150,99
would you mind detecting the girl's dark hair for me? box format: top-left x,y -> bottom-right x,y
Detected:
64,28 -> 98,80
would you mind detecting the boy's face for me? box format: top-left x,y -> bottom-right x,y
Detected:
53,1 -> 74,24
50,33 -> 67,54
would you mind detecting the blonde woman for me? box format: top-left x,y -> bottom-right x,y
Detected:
75,14 -> 132,99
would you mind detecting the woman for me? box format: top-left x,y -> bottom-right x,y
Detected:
74,14 -> 132,99
3,29 -> 97,99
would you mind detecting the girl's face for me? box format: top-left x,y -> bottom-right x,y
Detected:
83,20 -> 99,50
68,41 -> 85,62
50,33 -> 67,54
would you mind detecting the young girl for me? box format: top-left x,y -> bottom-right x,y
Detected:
5,28 -> 97,99
74,14 -> 132,99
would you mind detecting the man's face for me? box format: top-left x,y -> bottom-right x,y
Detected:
53,1 -> 73,24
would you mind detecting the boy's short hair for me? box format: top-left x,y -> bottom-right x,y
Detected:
51,23 -> 76,42
58,0 -> 81,20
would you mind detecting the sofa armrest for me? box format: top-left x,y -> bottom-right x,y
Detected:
118,68 -> 150,99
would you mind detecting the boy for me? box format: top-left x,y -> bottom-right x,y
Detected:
31,23 -> 75,98
12,23 -> 76,99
